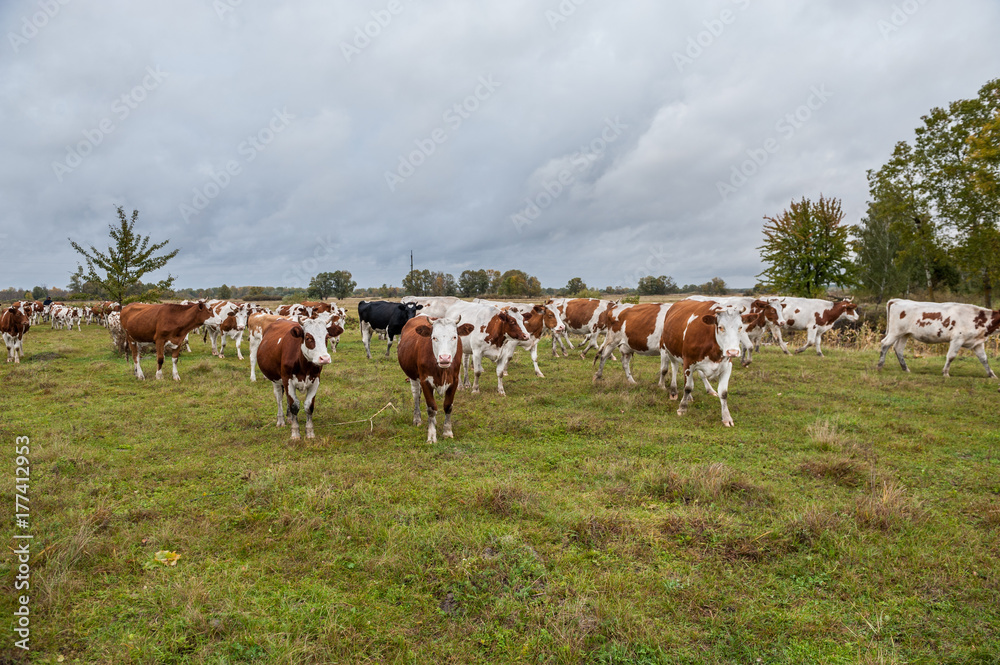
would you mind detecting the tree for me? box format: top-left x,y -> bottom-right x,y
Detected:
69,206 -> 178,306
330,270 -> 357,299
218,284 -> 233,299
459,269 -> 491,297
402,269 -> 432,296
757,195 -> 854,297
565,277 -> 587,295
701,277 -> 728,296
68,266 -> 86,294
32,286 -> 47,300
308,273 -> 335,300
637,275 -> 678,295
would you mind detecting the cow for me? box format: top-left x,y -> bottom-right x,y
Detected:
248,312 -> 343,381
397,315 -> 475,443
660,300 -> 745,427
50,305 -> 82,331
445,301 -> 530,395
358,300 -> 423,359
546,297 -> 617,358
401,296 -> 464,318
198,300 -> 244,358
473,299 -> 566,377
120,302 -> 213,380
255,317 -> 335,439
686,296 -> 781,366
593,302 -> 675,386
1,306 -> 30,363
777,297 -> 860,356
877,299 -> 1000,378
275,303 -> 310,318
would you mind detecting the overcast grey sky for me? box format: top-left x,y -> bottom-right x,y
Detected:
2,0 -> 997,291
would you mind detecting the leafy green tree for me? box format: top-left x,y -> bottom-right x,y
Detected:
429,272 -> 456,297
757,195 -> 854,297
32,286 -> 47,300
700,277 -> 728,296
565,277 -> 587,295
308,273 -> 335,300
402,269 -> 432,296
69,206 -> 178,306
459,269 -> 492,297
637,275 -> 678,295
330,270 -> 357,299
218,284 -> 233,299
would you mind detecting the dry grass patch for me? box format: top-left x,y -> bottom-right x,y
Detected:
564,513 -> 632,548
799,457 -> 867,487
474,483 -> 536,518
807,418 -> 853,450
854,479 -> 924,531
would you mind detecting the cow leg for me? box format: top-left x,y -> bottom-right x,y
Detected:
892,337 -> 910,372
154,340 -> 168,380
971,343 -> 997,378
167,341 -> 182,381
272,381 -> 286,427
410,379 -> 422,425
716,360 -> 735,427
384,335 -> 394,358
877,334 -> 894,369
234,331 -> 245,361
740,331 -> 753,367
249,332 -> 262,381
593,341 -> 614,382
942,338 -> 966,377
285,379 -> 301,439
496,347 -> 516,395
621,351 -> 638,385
218,332 -> 227,358
471,351 -> 484,394
700,371 -> 718,397
303,378 -> 319,439
421,380 -> 438,443
677,365 -> 695,416
769,322 -> 791,354
361,321 -> 373,360
130,341 -> 145,380
442,383 -> 458,438
530,341 -> 544,378
668,357 -> 680,400
814,331 -> 825,357
459,352 -> 472,389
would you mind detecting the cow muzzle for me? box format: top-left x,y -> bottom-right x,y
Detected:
724,348 -> 740,358
437,354 -> 453,368
316,355 -> 332,365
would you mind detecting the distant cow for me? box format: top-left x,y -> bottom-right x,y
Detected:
878,299 -> 1000,377
401,295 -> 463,318
358,300 -> 423,359
397,315 -> 474,443
473,299 -> 566,377
546,297 -> 617,357
778,297 -> 859,356
120,302 -> 213,380
255,317 -> 335,439
661,300 -> 745,427
593,302 -> 673,386
1,306 -> 30,363
445,301 -> 530,395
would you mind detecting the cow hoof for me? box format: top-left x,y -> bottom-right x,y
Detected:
290,433 -> 300,440
413,418 -> 422,426
472,388 -> 480,395
676,408 -> 687,416
723,420 -> 734,427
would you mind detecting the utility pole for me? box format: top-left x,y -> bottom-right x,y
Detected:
410,250 -> 413,275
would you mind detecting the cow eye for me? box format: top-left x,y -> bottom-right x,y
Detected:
719,326 -> 726,333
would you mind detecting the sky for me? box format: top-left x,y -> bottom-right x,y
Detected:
2,0 -> 998,292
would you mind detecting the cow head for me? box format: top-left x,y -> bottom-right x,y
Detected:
839,301 -> 860,322
499,308 -> 530,342
702,305 -> 743,359
415,317 -> 474,368
292,317 -> 332,366
543,303 -> 566,333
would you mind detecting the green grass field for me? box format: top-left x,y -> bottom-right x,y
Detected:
2,320 -> 999,664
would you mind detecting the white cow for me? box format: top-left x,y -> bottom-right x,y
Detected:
444,301 -> 530,395
878,299 -> 1000,377
473,299 -> 566,377
778,297 -> 859,356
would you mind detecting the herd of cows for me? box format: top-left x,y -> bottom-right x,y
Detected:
2,294 -> 999,441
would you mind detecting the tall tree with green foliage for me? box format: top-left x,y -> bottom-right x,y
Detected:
637,275 -> 678,295
757,195 -> 854,297
69,206 -> 178,305
330,270 -> 357,299
459,269 -> 492,297
308,273 -> 335,300
564,277 -> 587,295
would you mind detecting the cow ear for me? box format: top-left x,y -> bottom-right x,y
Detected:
414,325 -> 432,337
457,323 -> 475,336
415,304 -> 423,310
291,326 -> 304,338
702,314 -> 717,326
329,324 -> 344,337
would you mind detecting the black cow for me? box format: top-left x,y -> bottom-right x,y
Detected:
358,300 -> 424,359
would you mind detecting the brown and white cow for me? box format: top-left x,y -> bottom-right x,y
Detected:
546,297 -> 616,358
121,302 -> 213,380
255,317 -> 335,439
1,306 -> 30,363
198,300 -> 245,358
473,299 -> 566,377
777,297 -> 859,356
397,315 -> 475,443
878,299 -> 1000,378
445,301 -> 530,395
275,303 -> 310,318
660,300 -> 745,427
593,302 -> 674,386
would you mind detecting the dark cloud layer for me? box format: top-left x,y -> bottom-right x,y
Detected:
2,0 -> 997,290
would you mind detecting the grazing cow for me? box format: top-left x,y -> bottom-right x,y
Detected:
358,300 -> 423,359
445,301 -> 530,395
779,297 -> 860,356
120,302 -> 213,380
50,305 -> 82,331
878,299 -> 1000,378
275,303 -> 310,318
473,299 -> 566,377
255,317 -> 333,439
660,300 -> 745,426
547,297 -> 617,357
397,315 -> 475,443
1,306 -> 30,363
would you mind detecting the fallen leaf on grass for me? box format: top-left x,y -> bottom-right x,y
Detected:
154,550 -> 181,566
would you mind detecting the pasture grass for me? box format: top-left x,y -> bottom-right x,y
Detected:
1,322 -> 999,664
